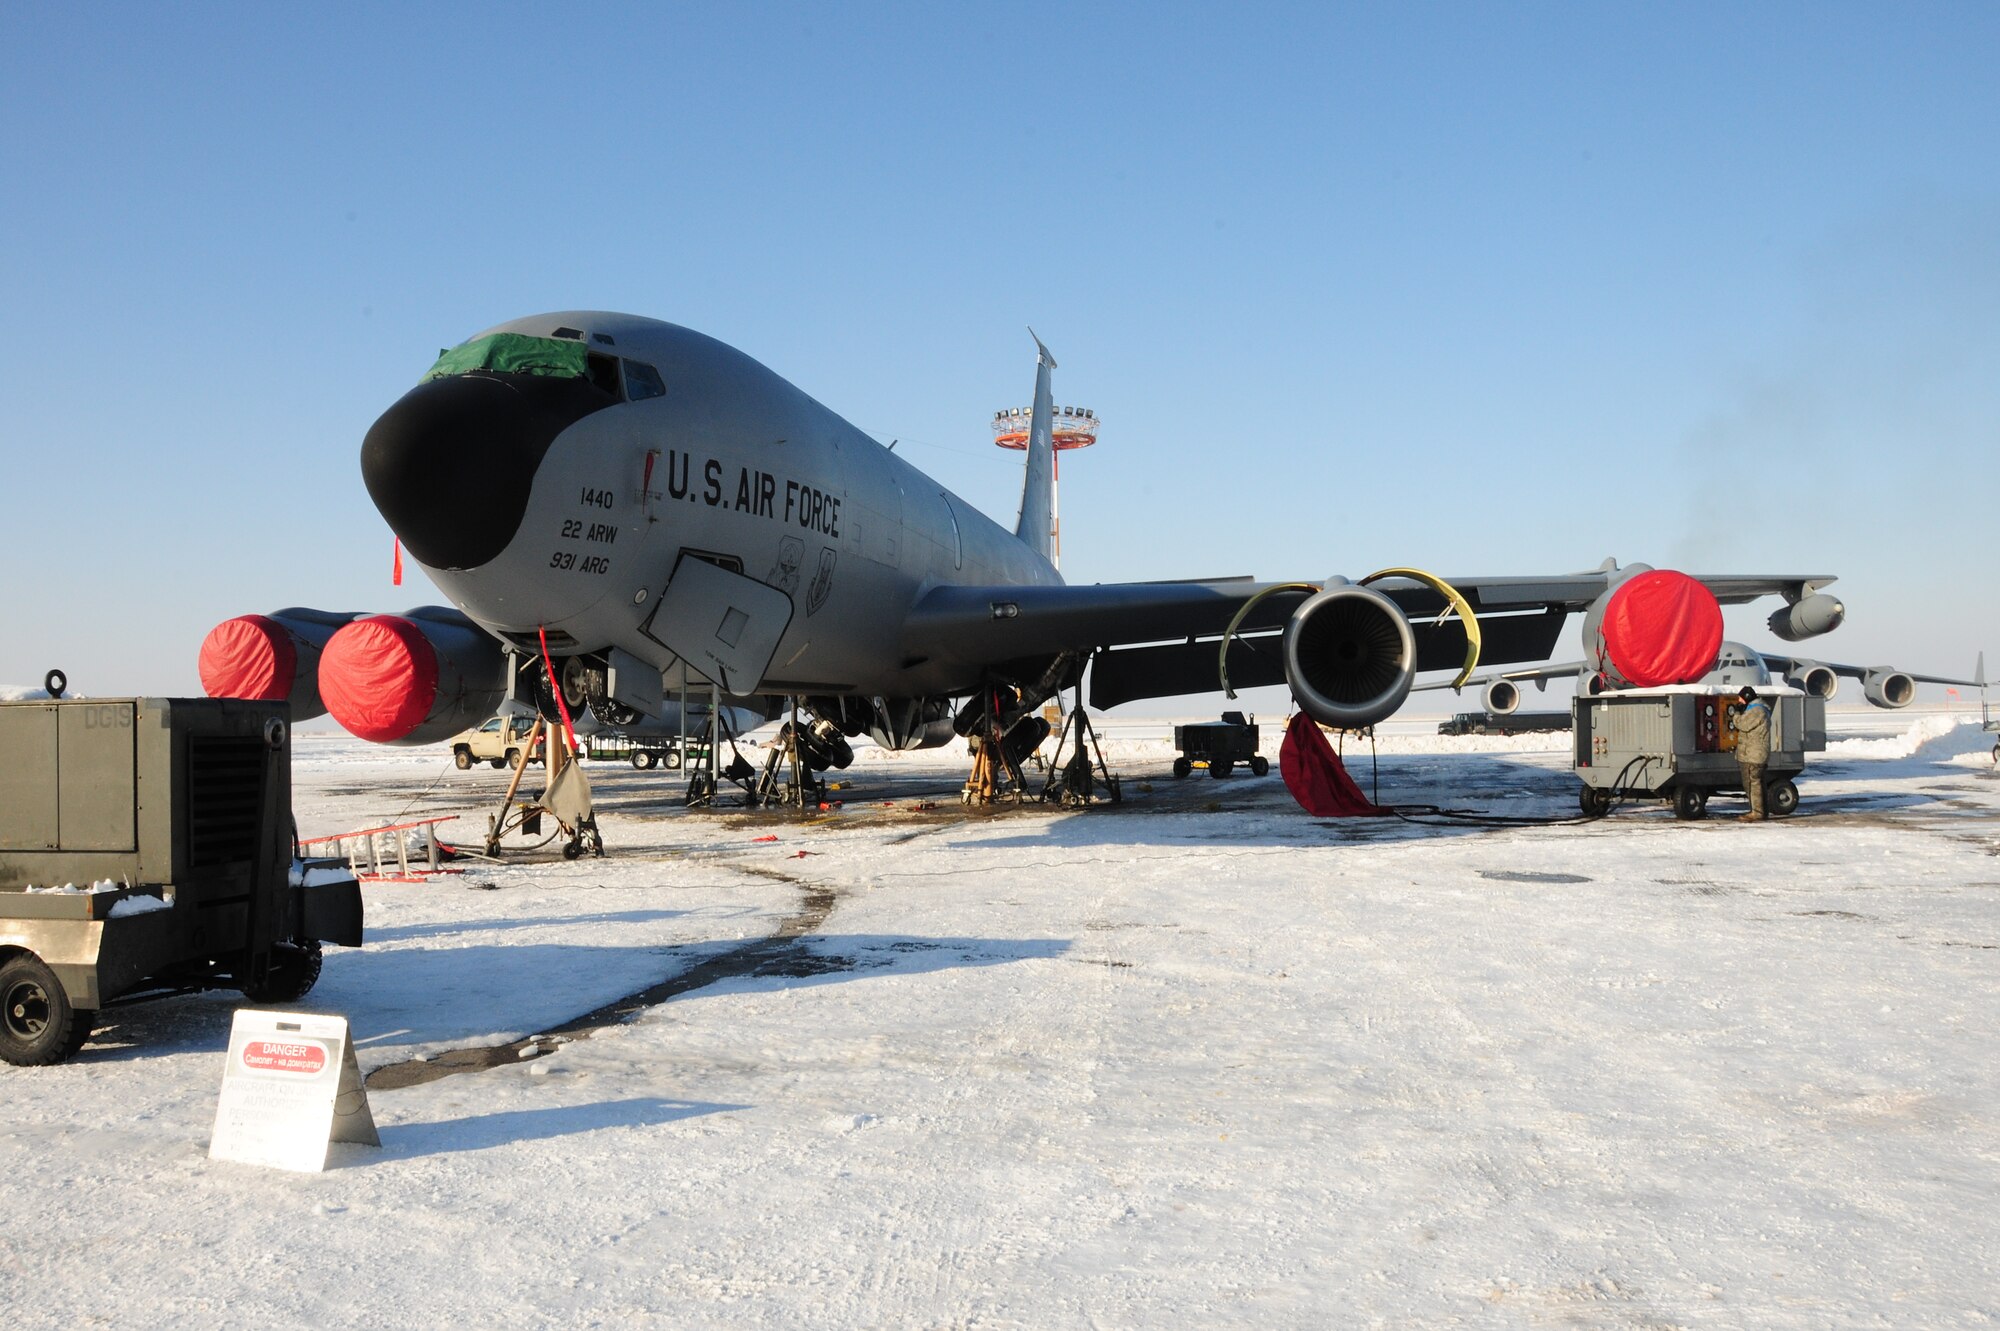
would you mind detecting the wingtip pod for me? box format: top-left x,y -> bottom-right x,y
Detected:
320,609 -> 507,745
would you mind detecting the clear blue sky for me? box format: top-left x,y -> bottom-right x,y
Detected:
3,3 -> 1994,710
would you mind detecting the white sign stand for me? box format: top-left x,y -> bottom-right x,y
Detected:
210,1010 -> 380,1172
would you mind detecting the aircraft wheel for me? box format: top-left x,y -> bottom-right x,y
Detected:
1767,779 -> 1800,817
1672,785 -> 1708,821
241,941 -> 323,1004
1172,757 -> 1192,779
0,954 -> 91,1066
1579,786 -> 1612,817
1250,755 -> 1270,777
453,747 -> 473,770
1210,760 -> 1233,779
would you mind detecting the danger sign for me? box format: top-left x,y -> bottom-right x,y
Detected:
210,1011 -> 379,1172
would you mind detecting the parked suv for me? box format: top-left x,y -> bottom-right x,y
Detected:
451,715 -> 541,769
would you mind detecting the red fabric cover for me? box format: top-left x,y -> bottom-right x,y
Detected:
1279,712 -> 1385,816
198,615 -> 295,701
1601,569 -> 1724,687
320,615 -> 438,742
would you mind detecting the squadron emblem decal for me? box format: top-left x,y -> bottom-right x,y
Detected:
805,548 -> 837,617
768,536 -> 805,595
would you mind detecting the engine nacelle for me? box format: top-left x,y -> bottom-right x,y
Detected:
1783,660 -> 1839,700
198,608 -> 362,721
1768,593 -> 1846,643
1482,679 -> 1521,715
1281,583 -> 1417,729
1580,567 -> 1724,688
319,606 -> 507,745
1863,668 -> 1915,709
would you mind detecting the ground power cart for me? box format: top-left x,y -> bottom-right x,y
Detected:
1573,686 -> 1824,820
0,694 -> 363,1065
1173,713 -> 1269,779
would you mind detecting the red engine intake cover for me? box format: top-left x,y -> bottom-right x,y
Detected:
1600,569 -> 1724,687
320,615 -> 440,742
198,615 -> 296,701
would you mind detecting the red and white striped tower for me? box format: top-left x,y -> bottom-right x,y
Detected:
992,404 -> 1098,568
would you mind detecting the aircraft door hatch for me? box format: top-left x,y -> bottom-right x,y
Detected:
639,552 -> 795,694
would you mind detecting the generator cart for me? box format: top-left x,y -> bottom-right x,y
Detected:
0,692 -> 363,1065
1173,712 -> 1268,779
1573,685 -> 1825,821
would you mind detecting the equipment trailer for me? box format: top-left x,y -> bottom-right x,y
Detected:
1573,685 -> 1824,820
0,690 -> 362,1065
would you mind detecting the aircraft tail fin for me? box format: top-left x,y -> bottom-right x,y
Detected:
1014,329 -> 1057,564
1977,651 -> 1987,690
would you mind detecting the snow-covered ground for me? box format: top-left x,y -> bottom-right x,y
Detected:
5,711 -> 1998,1328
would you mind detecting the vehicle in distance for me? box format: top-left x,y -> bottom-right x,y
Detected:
450,714 -> 540,769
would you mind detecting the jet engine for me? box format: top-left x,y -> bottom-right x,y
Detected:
1863,668 -> 1915,709
1579,567 -> 1724,689
198,608 -> 362,721
1767,593 -> 1846,643
318,607 -> 508,745
1782,660 -> 1840,700
1481,678 -> 1521,715
1281,583 -> 1417,729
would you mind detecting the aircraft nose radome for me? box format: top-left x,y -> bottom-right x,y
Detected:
361,373 -> 616,571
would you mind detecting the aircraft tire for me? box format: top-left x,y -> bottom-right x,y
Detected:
1673,785 -> 1708,821
454,748 -> 473,770
241,941 -> 323,1004
1172,757 -> 1192,779
1767,779 -> 1800,817
1250,756 -> 1270,777
0,954 -> 91,1066
1210,760 -> 1233,779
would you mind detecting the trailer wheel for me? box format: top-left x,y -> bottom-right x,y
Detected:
1673,785 -> 1708,821
453,747 -> 473,770
1172,757 -> 1192,779
1579,786 -> 1612,817
0,954 -> 91,1066
1250,755 -> 1270,777
1210,760 -> 1233,779
633,750 -> 656,770
1767,779 -> 1800,817
241,941 -> 324,1004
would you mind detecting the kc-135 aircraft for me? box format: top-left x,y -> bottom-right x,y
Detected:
197,311 -> 1949,784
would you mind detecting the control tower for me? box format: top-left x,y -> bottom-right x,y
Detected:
992,404 -> 1098,568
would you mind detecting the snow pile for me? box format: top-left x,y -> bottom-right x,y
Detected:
1823,713 -> 1977,760
21,879 -> 125,894
0,683 -> 54,701
107,894 -> 172,917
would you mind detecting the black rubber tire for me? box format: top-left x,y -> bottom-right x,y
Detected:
562,840 -> 583,860
1579,786 -> 1612,817
43,668 -> 67,698
454,747 -> 473,770
632,750 -> 655,770
506,748 -> 524,770
1249,755 -> 1270,777
1673,785 -> 1708,821
240,941 -> 324,1004
1767,779 -> 1800,817
1210,760 -> 1233,779
489,757 -> 507,769
0,954 -> 91,1065
1172,757 -> 1192,779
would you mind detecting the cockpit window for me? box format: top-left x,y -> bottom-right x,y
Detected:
624,360 -> 666,400
421,333 -> 590,384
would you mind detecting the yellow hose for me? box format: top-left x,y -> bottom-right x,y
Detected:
1218,583 -> 1321,698
1359,567 -> 1483,688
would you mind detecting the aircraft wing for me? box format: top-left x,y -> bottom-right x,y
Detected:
1760,652 -> 1987,690
1409,661 -> 1585,696
899,569 -> 1835,710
